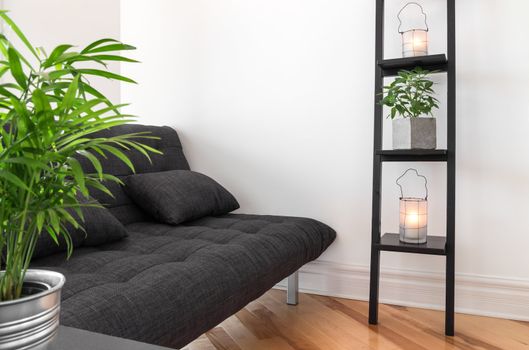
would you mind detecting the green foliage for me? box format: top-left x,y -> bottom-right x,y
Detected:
0,11 -> 158,301
380,67 -> 439,119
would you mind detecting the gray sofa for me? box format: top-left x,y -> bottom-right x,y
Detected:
31,125 -> 336,349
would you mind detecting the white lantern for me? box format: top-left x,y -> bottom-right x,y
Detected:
396,169 -> 428,244
398,2 -> 429,57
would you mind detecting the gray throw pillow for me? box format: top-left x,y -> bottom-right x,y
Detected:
33,197 -> 128,259
124,170 -> 240,225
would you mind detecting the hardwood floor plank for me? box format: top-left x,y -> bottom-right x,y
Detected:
254,292 -> 357,350
235,308 -> 276,340
389,305 -> 528,349
332,299 -> 470,350
267,290 -> 392,350
206,327 -> 242,350
313,295 -> 429,350
379,305 -> 474,350
219,310 -> 259,342
186,291 -> 529,350
248,303 -> 322,350
184,334 -> 217,350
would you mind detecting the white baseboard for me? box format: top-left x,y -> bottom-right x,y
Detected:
275,261 -> 529,322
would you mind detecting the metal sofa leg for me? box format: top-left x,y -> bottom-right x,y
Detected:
287,271 -> 299,305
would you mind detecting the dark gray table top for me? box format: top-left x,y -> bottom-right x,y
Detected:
48,326 -> 171,350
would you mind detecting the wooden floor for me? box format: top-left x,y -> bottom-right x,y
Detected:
184,289 -> 529,350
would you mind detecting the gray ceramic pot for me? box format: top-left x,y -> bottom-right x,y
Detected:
392,117 -> 437,150
0,270 -> 65,350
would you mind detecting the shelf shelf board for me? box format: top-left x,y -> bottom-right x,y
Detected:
376,233 -> 447,256
376,149 -> 448,162
378,54 -> 448,77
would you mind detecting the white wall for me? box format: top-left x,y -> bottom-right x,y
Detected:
2,0 -> 514,319
3,0 -> 122,102
121,0 -> 529,319
5,0 -> 529,321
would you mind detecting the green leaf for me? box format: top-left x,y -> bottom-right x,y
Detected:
84,54 -> 138,63
46,225 -> 60,245
47,210 -> 61,242
60,75 -> 80,112
0,169 -> 30,191
63,99 -> 106,120
0,85 -> 17,99
0,12 -> 39,59
44,44 -> 74,67
4,157 -> 51,171
72,54 -> 139,65
86,180 -> 114,198
57,208 -> 81,229
9,96 -> 28,119
7,48 -> 27,89
32,88 -> 52,113
68,158 -> 87,196
52,52 -> 83,65
81,38 -> 120,54
98,144 -> 135,172
36,211 -> 45,233
101,173 -> 123,185
84,43 -> 136,54
41,81 -> 70,92
77,150 -> 102,179
47,69 -> 73,81
75,69 -> 137,84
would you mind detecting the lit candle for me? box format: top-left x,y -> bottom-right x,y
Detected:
399,197 -> 428,243
402,29 -> 428,57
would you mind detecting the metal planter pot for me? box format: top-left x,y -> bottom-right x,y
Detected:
0,270 -> 65,350
392,117 -> 437,150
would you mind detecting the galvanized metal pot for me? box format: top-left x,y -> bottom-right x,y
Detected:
392,117 -> 437,150
0,270 -> 65,350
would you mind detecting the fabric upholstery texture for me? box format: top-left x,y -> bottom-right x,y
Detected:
30,125 -> 336,349
76,124 -> 190,225
125,170 -> 240,225
32,214 -> 335,348
33,197 -> 127,259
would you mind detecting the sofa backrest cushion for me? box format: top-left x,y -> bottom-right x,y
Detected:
78,124 -> 190,224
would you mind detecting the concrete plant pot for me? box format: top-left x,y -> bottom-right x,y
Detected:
392,117 -> 437,150
0,270 -> 65,350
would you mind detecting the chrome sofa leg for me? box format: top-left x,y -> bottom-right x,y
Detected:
287,271 -> 299,305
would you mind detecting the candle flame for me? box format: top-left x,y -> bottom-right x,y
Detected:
406,212 -> 419,224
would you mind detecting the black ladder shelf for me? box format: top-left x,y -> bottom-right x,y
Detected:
368,0 -> 456,336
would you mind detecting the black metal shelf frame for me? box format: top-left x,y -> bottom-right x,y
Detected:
368,0 -> 456,336
377,149 -> 448,162
377,233 -> 447,255
378,54 -> 448,77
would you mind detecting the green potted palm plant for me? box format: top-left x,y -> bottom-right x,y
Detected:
0,11 -> 156,348
380,67 -> 439,149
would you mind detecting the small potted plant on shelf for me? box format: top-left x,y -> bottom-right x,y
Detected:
0,11 -> 156,348
380,67 -> 439,149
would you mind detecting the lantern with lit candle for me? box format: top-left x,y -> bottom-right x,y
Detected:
396,168 -> 428,244
398,2 -> 429,57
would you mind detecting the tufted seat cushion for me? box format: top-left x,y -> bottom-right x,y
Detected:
31,214 -> 336,348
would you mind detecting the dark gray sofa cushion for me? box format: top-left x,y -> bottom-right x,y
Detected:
33,198 -> 128,259
124,170 -> 240,225
31,214 -> 336,348
76,125 -> 190,225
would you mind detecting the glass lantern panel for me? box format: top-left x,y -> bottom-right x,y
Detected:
401,29 -> 428,57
